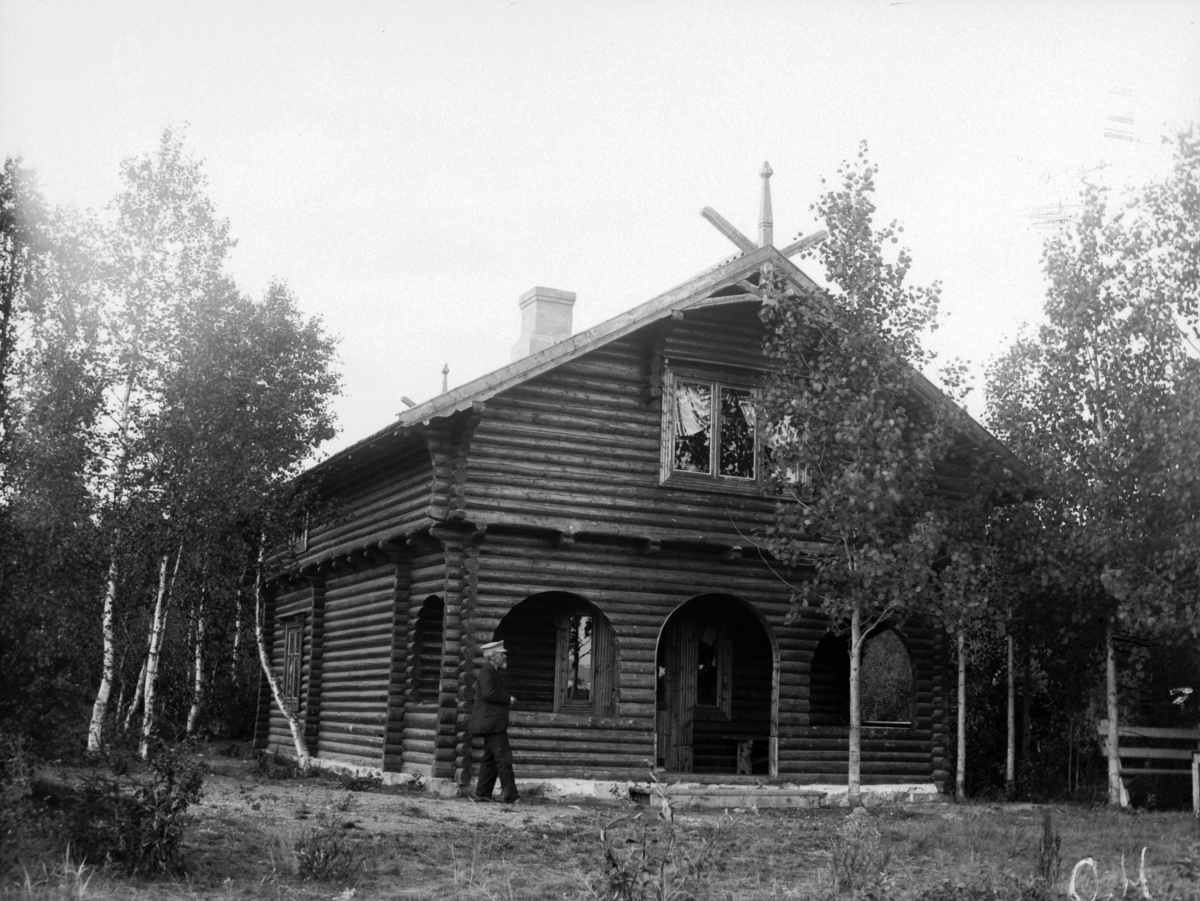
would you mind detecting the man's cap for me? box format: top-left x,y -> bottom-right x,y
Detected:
480,640 -> 506,655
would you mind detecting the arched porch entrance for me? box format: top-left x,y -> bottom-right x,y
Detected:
655,594 -> 778,775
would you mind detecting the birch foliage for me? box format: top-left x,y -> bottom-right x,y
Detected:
759,144 -> 966,804
985,124 -> 1200,805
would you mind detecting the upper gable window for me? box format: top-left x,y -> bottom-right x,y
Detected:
662,370 -> 758,487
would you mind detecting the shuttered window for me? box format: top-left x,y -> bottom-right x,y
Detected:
283,619 -> 303,708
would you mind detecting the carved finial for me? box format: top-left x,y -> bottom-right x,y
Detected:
759,161 -> 774,248
442,364 -> 449,393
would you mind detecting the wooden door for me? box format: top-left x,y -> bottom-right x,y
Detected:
661,617 -> 698,772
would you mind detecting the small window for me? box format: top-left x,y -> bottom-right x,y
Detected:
290,512 -> 309,553
283,620 -> 302,707
561,613 -> 594,706
663,371 -> 758,486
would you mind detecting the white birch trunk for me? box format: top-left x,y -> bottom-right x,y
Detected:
230,593 -> 242,687
139,547 -> 182,758
186,591 -> 206,737
1105,620 -> 1123,807
87,558 -> 119,754
253,542 -> 310,770
847,603 -> 863,808
86,366 -> 138,754
1005,631 -> 1016,797
122,656 -> 148,733
956,628 -> 967,801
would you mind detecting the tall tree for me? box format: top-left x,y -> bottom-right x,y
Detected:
759,144 -> 965,806
86,127 -> 235,753
0,162 -> 109,752
986,124 -> 1200,805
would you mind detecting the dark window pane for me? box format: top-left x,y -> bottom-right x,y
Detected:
673,382 -> 712,473
718,388 -> 755,478
565,614 -> 593,703
696,623 -> 719,706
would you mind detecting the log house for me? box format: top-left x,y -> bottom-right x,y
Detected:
255,168 -> 1035,796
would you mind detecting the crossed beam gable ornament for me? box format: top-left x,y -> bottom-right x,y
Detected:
700,162 -> 827,303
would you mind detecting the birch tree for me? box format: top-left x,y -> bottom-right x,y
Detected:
986,124 -> 1200,805
1,161 -> 109,752
86,128 -> 234,752
760,144 -> 965,806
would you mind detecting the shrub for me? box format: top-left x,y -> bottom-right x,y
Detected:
70,740 -> 205,876
593,812 -> 735,901
336,771 -> 383,792
1035,811 -> 1060,886
826,810 -> 891,896
294,813 -> 364,883
0,737 -> 38,872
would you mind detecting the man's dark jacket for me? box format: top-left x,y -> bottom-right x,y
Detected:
469,660 -> 511,734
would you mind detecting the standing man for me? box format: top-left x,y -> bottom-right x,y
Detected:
469,640 -> 520,804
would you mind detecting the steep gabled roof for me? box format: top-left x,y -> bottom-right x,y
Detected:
308,245 -> 1037,493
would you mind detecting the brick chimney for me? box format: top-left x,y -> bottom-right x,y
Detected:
511,287 -> 575,361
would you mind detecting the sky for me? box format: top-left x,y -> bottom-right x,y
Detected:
2,0 -> 1198,457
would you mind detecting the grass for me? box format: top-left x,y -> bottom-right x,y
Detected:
3,749 -> 1198,899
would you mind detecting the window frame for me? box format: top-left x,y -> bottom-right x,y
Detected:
659,367 -> 762,493
552,607 -> 617,716
283,618 -> 303,709
556,611 -> 596,711
290,511 -> 309,553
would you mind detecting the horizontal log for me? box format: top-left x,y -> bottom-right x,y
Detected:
511,712 -> 646,729
400,751 -> 435,765
316,736 -> 383,756
504,752 -> 652,768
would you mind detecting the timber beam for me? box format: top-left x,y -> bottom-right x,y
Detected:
779,229 -> 828,258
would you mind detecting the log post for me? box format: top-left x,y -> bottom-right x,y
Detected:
381,541 -> 411,772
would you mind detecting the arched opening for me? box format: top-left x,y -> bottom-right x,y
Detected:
861,628 -> 914,726
655,594 -> 777,775
808,626 -> 914,727
493,591 -> 618,715
810,632 -> 850,725
412,596 -> 445,704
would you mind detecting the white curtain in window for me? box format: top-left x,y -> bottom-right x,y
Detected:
675,383 -> 710,436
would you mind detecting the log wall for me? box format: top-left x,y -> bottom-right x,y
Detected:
399,547 -> 448,776
465,311 -> 780,542
315,563 -> 396,768
304,442 -> 432,561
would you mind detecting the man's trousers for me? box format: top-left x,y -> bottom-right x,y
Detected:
473,731 -> 519,803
